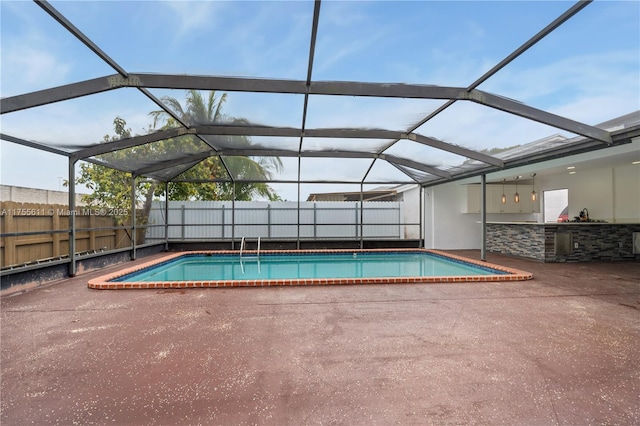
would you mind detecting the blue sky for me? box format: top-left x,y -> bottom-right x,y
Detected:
1,0 -> 639,200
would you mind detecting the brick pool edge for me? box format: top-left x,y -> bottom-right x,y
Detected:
87,249 -> 533,290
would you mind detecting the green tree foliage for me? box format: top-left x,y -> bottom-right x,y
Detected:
74,91 -> 283,226
150,90 -> 283,201
74,117 -> 146,225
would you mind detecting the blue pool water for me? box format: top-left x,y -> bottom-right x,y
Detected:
114,252 -> 506,282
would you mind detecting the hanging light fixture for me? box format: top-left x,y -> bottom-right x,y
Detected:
530,173 -> 537,202
513,176 -> 520,203
501,179 -> 507,204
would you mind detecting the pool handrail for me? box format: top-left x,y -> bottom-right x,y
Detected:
240,236 -> 260,261
240,237 -> 261,274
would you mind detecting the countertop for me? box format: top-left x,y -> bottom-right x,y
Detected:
483,221 -> 639,225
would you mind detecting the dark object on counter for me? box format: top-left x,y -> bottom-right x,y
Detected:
576,208 -> 589,222
570,207 -> 607,223
580,208 -> 589,221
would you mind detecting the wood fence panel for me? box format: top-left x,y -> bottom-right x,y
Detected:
1,201 -> 125,268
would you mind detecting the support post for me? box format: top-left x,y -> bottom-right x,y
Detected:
419,186 -> 424,248
131,174 -> 136,260
267,204 -> 271,238
231,185 -> 236,250
297,158 -> 301,250
480,174 -> 487,261
397,198 -> 401,240
359,183 -> 364,249
221,204 -> 225,239
164,181 -> 169,251
68,158 -> 77,276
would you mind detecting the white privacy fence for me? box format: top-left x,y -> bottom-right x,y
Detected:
146,201 -> 416,242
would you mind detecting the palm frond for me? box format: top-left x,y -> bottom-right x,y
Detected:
214,93 -> 228,123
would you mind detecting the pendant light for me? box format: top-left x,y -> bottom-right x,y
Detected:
501,179 -> 507,204
513,176 -> 520,203
530,173 -> 537,202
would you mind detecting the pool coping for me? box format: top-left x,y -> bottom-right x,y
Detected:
87,249 -> 533,290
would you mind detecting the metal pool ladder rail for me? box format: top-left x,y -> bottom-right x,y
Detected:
239,237 -> 261,260
239,237 -> 261,274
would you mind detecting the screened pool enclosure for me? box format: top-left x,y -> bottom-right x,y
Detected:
1,0 -> 639,277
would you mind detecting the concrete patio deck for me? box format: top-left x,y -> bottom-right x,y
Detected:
1,250 -> 639,425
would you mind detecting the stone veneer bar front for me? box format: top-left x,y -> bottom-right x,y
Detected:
486,222 -> 640,262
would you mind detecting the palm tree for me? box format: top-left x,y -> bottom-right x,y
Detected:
150,90 -> 283,201
150,90 -> 227,128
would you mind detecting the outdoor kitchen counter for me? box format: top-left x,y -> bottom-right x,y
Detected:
484,221 -> 640,226
484,222 -> 640,262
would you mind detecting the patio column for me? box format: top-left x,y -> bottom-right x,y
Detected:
296,157 -> 301,250
359,183 -> 364,249
130,175 -> 136,260
164,181 -> 169,251
68,157 -> 77,276
480,174 -> 487,261
231,184 -> 236,250
419,186 -> 424,248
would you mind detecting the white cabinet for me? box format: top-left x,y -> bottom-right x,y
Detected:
463,185 -> 540,213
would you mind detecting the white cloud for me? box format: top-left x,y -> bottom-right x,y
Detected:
1,93 -> 153,147
481,50 -> 639,109
0,143 -> 69,192
305,96 -> 444,130
164,1 -> 223,45
312,2 -> 393,78
550,94 -> 640,127
0,1 -> 73,96
1,46 -> 71,97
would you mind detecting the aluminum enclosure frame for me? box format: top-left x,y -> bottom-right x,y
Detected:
1,0 -> 625,191
1,0 -> 638,272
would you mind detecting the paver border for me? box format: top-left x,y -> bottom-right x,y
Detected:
87,249 -> 533,290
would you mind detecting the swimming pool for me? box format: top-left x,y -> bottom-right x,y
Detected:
88,249 -> 533,289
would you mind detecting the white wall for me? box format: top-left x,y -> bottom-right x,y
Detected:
538,162 -> 639,223
0,184 -> 86,205
398,186 -> 421,239
423,181 -> 539,249
615,164 -> 640,222
424,182 -> 479,249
